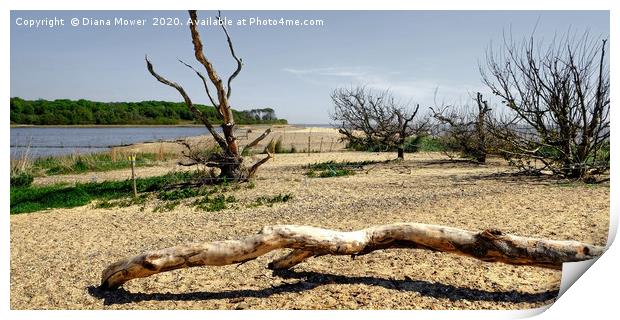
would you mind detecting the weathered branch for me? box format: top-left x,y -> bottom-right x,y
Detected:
145,56 -> 229,152
242,128 -> 272,154
177,160 -> 221,168
177,59 -> 219,111
247,151 -> 273,178
188,10 -> 239,157
100,223 -> 603,290
217,10 -> 243,100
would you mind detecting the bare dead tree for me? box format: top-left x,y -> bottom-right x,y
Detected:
146,10 -> 272,181
480,32 -> 609,178
431,92 -> 492,163
330,86 -> 428,160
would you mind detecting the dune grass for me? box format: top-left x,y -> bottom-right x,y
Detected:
31,149 -> 176,176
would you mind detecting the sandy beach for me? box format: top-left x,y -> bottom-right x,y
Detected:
10,126 -> 609,310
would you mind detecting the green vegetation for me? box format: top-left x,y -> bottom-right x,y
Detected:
306,160 -> 381,178
408,136 -> 448,152
30,151 -> 176,176
94,183 -> 238,213
153,200 -> 181,213
10,171 -> 204,214
346,135 -> 449,153
308,167 -> 354,178
11,169 -> 295,214
94,195 -> 148,209
10,97 -> 288,126
252,193 -> 294,207
10,172 -> 34,188
193,194 -> 238,212
157,187 -> 202,201
594,141 -> 610,165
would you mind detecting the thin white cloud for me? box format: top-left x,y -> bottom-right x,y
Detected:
283,65 -> 488,111
283,66 -> 367,77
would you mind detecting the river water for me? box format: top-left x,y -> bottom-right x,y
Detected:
10,124 -> 333,159
10,126 -> 214,159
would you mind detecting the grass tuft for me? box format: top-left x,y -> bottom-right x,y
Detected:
153,200 -> 181,212
252,193 -> 294,207
305,160 -> 381,178
193,194 -> 237,212
94,195 -> 148,209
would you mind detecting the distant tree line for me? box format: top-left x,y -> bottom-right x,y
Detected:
9,97 -> 288,126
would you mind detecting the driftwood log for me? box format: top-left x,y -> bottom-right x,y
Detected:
100,223 -> 603,289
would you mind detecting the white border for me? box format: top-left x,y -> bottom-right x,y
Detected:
2,1 -> 616,319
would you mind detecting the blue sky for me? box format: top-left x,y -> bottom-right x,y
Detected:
10,10 -> 609,123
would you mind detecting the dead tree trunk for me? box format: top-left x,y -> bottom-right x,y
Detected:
474,92 -> 491,163
100,223 -> 603,290
146,10 -> 272,181
430,92 -> 491,163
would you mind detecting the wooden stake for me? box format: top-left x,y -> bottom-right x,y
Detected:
130,154 -> 137,198
319,137 -> 324,153
307,135 -> 311,156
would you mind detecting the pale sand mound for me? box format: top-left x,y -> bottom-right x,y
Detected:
10,152 -> 609,310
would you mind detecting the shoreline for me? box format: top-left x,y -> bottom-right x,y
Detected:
10,124 -> 343,159
10,123 -> 301,129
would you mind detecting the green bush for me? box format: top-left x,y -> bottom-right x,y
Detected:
594,142 -> 610,165
412,136 -> 448,152
345,140 -> 390,152
345,135 -> 447,153
10,172 -> 34,188
306,160 -> 379,178
193,194 -> 237,212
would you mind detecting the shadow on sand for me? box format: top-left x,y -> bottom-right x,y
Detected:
87,269 -> 557,307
